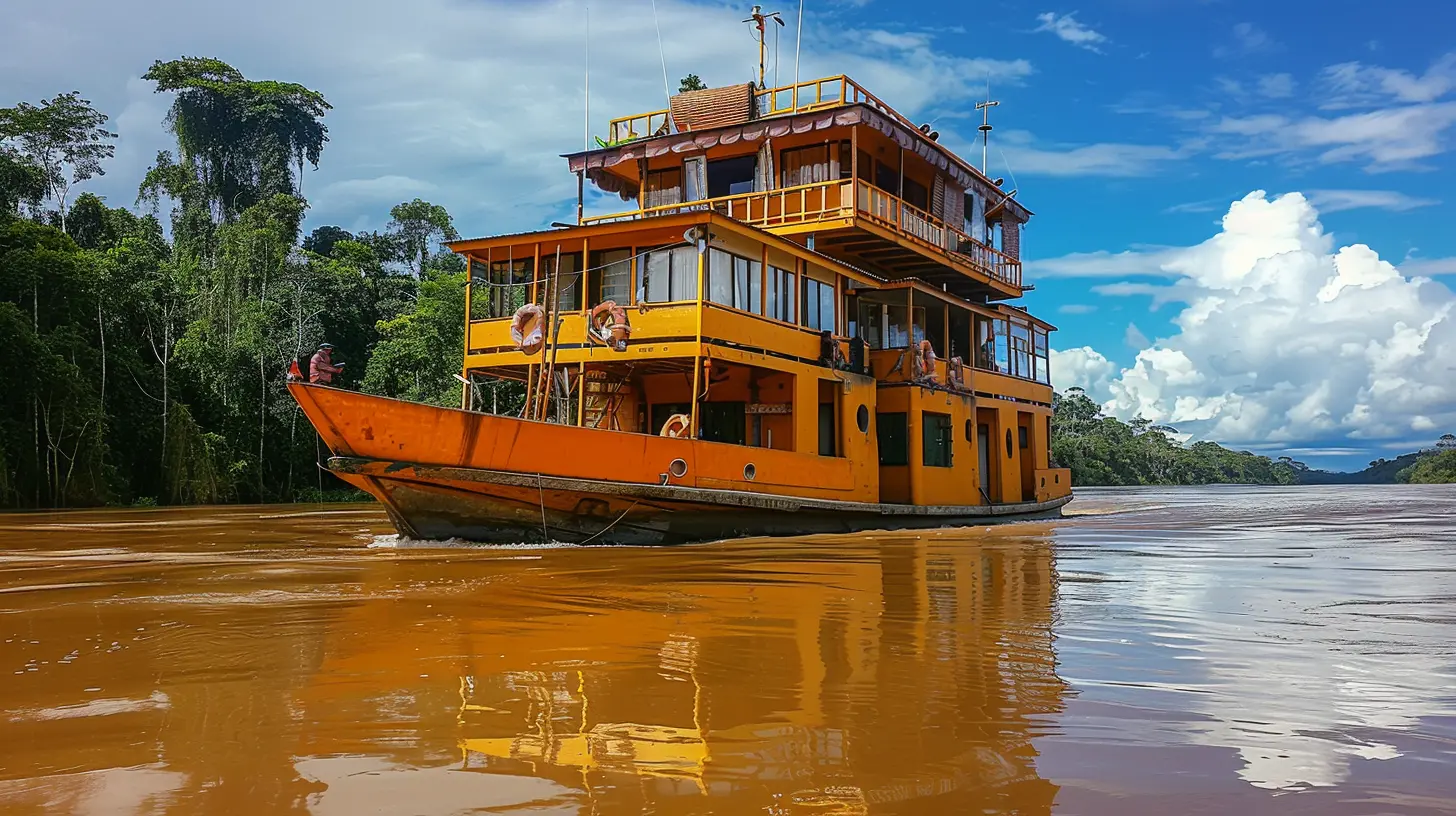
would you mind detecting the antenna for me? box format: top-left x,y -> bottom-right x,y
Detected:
584,0 -> 591,151
975,94 -> 1000,176
651,0 -> 671,108
743,5 -> 786,89
793,0 -> 804,105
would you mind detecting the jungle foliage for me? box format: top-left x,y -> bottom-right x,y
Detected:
0,60 -> 471,507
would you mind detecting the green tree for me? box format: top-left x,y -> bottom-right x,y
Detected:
678,74 -> 708,92
0,92 -> 117,233
386,198 -> 459,278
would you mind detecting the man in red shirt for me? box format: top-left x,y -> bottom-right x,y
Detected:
309,343 -> 345,385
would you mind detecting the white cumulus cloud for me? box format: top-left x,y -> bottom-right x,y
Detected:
1033,12 -> 1108,53
1063,191 -> 1456,450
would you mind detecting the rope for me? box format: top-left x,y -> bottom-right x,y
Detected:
467,242 -> 690,289
575,499 -> 641,545
537,473 -> 550,542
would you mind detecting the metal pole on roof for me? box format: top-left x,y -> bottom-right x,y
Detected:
651,0 -> 672,108
794,0 -> 803,107
584,0 -> 591,151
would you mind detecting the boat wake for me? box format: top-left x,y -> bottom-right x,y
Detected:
367,534 -> 583,550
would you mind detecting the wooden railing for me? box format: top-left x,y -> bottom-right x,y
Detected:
583,179 -> 1021,290
606,75 -> 921,142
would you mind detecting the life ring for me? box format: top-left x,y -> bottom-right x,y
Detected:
659,413 -> 692,438
914,339 -> 937,379
510,304 -> 545,354
947,356 -> 966,389
587,300 -> 631,352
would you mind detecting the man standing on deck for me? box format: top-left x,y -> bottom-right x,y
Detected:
309,343 -> 345,385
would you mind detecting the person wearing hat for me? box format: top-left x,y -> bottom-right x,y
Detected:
309,342 -> 345,385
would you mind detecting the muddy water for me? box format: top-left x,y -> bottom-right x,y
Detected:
1,486 -> 1454,815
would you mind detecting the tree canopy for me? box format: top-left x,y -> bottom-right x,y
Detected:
0,92 -> 116,232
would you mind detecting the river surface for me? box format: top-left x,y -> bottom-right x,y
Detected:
1,486 -> 1454,815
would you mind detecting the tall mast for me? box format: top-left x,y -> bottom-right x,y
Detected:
744,5 -> 785,88
975,97 -> 1000,175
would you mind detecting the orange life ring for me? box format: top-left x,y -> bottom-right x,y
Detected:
914,339 -> 937,379
947,356 -> 966,389
510,304 -> 545,354
588,300 -> 631,351
659,413 -> 692,438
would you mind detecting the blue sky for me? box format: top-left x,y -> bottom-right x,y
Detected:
3,0 -> 1454,470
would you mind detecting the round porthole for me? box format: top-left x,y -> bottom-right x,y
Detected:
743,463 -> 757,481
856,404 -> 870,433
669,458 -> 688,478
1005,428 -> 1014,459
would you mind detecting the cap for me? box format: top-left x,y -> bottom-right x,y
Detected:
318,342 -> 334,350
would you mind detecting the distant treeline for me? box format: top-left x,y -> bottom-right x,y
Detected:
1,58 -> 474,508
1051,390 -> 1456,486
1049,389 -> 1298,486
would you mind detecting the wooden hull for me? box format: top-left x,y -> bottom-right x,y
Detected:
289,382 -> 1071,545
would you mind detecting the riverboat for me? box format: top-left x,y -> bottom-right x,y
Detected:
288,20 -> 1072,543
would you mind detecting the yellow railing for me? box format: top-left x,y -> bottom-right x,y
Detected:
605,109 -> 671,146
582,178 -> 1021,290
605,75 -> 921,142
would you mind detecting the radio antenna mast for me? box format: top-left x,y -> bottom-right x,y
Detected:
743,5 -> 786,88
975,96 -> 1000,176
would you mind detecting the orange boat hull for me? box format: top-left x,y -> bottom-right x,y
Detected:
288,382 -> 1070,544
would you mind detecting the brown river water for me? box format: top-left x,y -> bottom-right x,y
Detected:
1,486 -> 1454,815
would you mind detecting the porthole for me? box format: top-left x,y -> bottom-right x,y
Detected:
743,463 -> 757,481
1005,428 -> 1014,459
965,419 -> 974,443
669,458 -> 688,478
856,404 -> 870,433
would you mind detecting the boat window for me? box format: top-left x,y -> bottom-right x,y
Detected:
993,318 -> 1010,373
541,252 -> 582,311
641,245 -> 699,303
1033,327 -> 1050,384
469,256 -> 533,320
764,265 -> 796,322
707,248 -> 761,312
903,176 -> 930,212
644,167 -> 682,209
701,402 -> 747,445
859,300 -> 884,350
589,249 -> 632,306
1010,320 -> 1032,379
923,412 -> 953,468
856,404 -> 870,434
779,141 -> 851,187
707,155 -> 758,198
802,277 -> 835,332
877,412 -> 908,466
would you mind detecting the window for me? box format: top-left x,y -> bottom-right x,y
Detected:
641,245 -> 699,303
859,300 -> 885,350
1033,327 -> 1050,384
707,155 -> 758,198
542,252 -> 582,311
903,176 -> 929,212
645,168 -> 682,209
993,318 -> 1010,373
590,249 -> 632,306
1010,320 -> 1032,379
802,276 -> 835,332
877,412 -> 908,466
707,248 -> 761,312
701,402 -> 746,445
923,412 -> 952,467
470,256 -> 532,320
779,141 -> 851,187
765,265 -> 796,322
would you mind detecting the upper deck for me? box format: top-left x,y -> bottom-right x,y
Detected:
567,76 -> 1033,302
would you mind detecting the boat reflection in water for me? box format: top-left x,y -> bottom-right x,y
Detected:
434,528 -> 1061,813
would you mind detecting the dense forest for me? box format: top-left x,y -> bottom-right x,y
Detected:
0,58 -> 472,508
1049,389 -> 1300,486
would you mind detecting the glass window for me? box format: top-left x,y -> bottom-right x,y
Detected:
859,301 -> 884,349
765,265 -> 795,322
642,245 -> 700,302
886,304 -> 909,348
1033,328 -> 1050,384
779,141 -> 851,187
923,412 -> 952,467
645,168 -> 682,209
994,319 -> 1010,374
877,412 -> 908,466
1011,320 -> 1032,379
707,248 -> 762,312
591,249 -> 632,306
910,306 -> 927,347
974,315 -> 996,371
542,252 -> 582,311
471,257 -> 532,320
802,276 -> 835,332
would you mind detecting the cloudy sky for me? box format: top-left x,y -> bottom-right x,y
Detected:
3,0 -> 1454,470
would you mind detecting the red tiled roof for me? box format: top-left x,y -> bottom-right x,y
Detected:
669,84 -> 754,132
